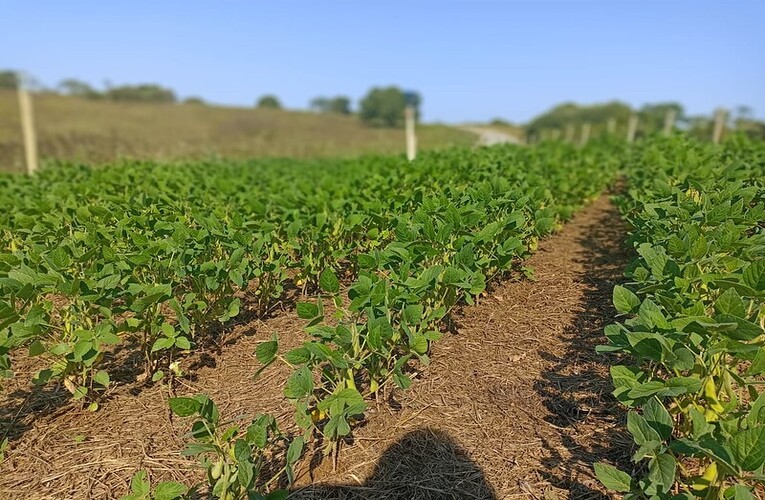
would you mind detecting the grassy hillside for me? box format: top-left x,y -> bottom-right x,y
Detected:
0,91 -> 474,171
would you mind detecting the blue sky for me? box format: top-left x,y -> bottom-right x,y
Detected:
2,1 -> 763,123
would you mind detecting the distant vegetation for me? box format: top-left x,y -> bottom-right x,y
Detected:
256,94 -> 282,109
0,71 -> 19,89
3,70 -> 425,132
525,100 -> 765,141
359,86 -> 421,127
309,96 -> 351,114
0,90 -> 473,171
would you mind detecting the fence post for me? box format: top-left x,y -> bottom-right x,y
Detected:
405,105 -> 417,161
663,109 -> 677,136
627,114 -> 639,143
712,108 -> 727,144
607,118 -> 616,135
580,122 -> 591,145
17,73 -> 39,174
564,124 -> 574,143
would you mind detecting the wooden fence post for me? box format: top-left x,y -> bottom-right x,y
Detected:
712,108 -> 727,144
564,124 -> 574,143
405,106 -> 417,161
17,73 -> 39,174
627,114 -> 639,143
607,118 -> 616,135
663,109 -> 677,136
580,122 -> 591,146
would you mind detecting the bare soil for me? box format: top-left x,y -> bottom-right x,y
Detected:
0,195 -> 632,499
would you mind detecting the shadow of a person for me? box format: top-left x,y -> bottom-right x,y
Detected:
291,427 -> 497,499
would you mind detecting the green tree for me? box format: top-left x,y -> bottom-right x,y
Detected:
638,102 -> 685,134
0,70 -> 19,89
106,84 -> 176,103
310,96 -> 351,114
526,101 -> 632,136
256,95 -> 282,109
58,79 -> 101,99
359,86 -> 415,127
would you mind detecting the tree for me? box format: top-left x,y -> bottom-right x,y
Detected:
638,102 -> 686,133
183,96 -> 206,105
58,78 -> 101,99
526,101 -> 632,136
310,95 -> 351,114
0,70 -> 18,89
106,84 -> 176,103
359,86 -> 418,127
256,95 -> 282,109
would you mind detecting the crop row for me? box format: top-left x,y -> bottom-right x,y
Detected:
596,136 -> 765,498
1,143 -> 618,494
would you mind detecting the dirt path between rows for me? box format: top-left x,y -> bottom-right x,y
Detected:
294,195 -> 633,499
0,195 -> 632,499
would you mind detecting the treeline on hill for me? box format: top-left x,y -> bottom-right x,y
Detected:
0,70 -> 422,129
526,101 -> 765,141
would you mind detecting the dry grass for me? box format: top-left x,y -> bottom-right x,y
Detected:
0,91 -> 474,170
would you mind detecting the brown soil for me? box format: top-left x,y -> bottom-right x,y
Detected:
0,195 -> 632,499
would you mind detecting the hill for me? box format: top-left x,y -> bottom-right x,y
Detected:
0,91 -> 473,171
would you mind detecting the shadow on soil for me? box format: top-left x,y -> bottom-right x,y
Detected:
533,200 -> 635,499
291,428 -> 497,500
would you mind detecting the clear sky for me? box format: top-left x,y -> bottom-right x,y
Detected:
2,0 -> 763,123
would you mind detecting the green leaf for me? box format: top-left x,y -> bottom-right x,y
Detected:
284,367 -> 313,399
284,347 -> 311,365
671,347 -> 695,371
234,438 -> 251,462
632,439 -> 662,462
174,336 -> 191,350
296,302 -> 319,320
319,268 -> 340,294
151,337 -> 175,353
168,397 -> 201,417
613,285 -> 640,314
647,453 -> 676,494
152,370 -> 165,382
593,462 -> 632,492
403,304 -> 424,325
238,460 -> 254,489
643,398 -> 673,440
724,484 -> 756,500
153,482 -> 187,500
224,298 -> 240,320
161,322 -> 175,338
264,491 -> 289,500
638,299 -> 670,330
286,436 -> 304,464
729,426 -> 765,471
715,288 -> 746,318
72,386 -> 88,400
747,348 -> 765,376
129,470 -> 150,497
743,260 -> 765,291
48,247 -> 71,270
93,370 -> 110,387
27,339 -> 45,356
627,411 -> 661,445
256,339 -> 278,365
